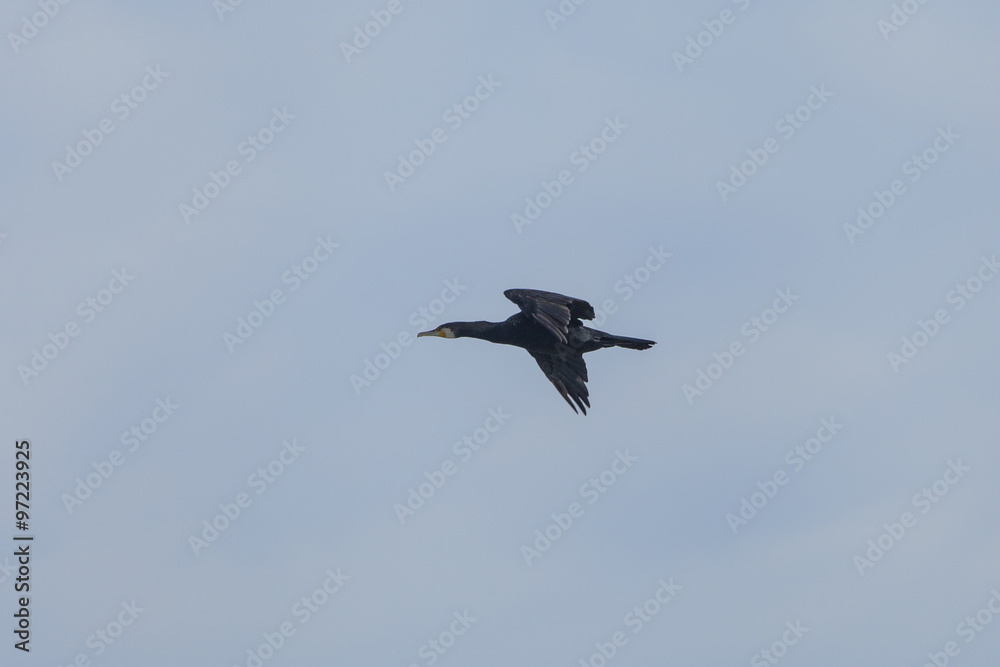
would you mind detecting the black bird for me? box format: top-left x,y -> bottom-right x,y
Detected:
417,289 -> 655,414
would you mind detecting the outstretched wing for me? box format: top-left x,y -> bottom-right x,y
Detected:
504,289 -> 595,344
528,346 -> 591,415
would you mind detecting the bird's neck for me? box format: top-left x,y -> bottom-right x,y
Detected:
456,321 -> 510,344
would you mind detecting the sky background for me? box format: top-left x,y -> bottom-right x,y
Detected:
2,1 -> 1000,665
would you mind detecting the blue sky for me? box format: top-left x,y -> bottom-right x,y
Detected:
2,1 -> 999,665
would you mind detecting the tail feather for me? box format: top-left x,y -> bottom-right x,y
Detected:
604,334 -> 656,350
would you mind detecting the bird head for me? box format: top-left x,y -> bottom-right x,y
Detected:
417,324 -> 457,338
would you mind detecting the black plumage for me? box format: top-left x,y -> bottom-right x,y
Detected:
417,289 -> 655,414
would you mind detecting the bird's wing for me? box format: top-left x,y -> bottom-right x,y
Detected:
504,289 -> 595,344
528,347 -> 591,415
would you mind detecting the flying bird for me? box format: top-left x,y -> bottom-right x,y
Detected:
417,289 -> 655,414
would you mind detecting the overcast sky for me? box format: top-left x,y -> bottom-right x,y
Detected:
2,1 -> 1000,665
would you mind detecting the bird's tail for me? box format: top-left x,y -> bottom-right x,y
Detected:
602,334 -> 656,350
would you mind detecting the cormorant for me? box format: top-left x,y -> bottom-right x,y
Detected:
417,289 -> 655,414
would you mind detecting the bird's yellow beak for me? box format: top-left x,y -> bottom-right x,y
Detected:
417,327 -> 453,338
417,328 -> 443,338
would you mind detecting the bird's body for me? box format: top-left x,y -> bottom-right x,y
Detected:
417,289 -> 655,414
